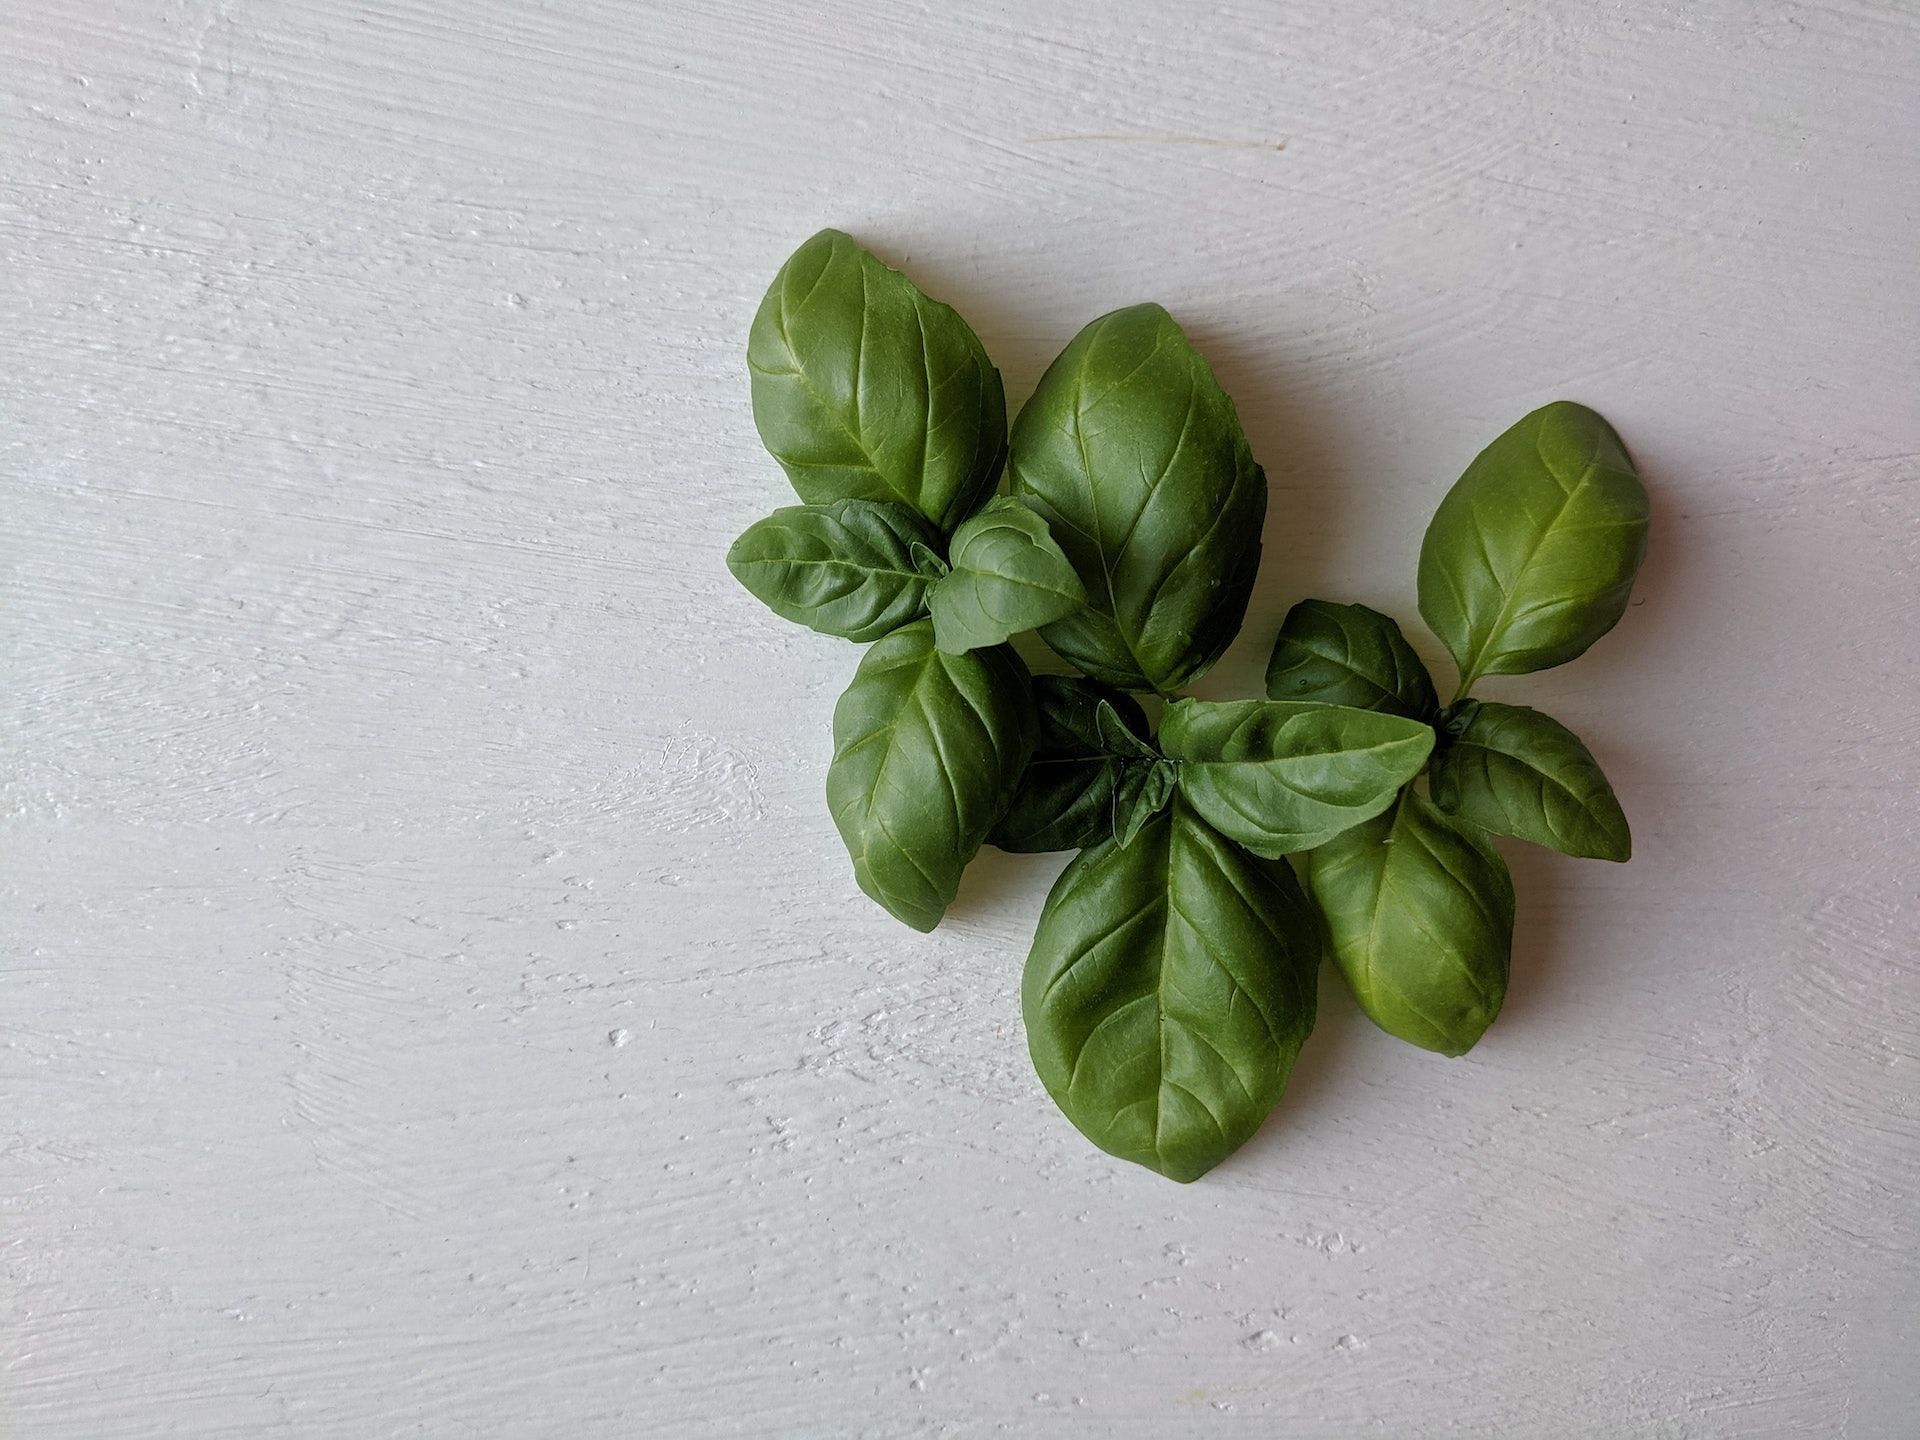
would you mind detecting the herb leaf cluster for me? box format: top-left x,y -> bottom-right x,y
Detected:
731,233 -> 1649,1180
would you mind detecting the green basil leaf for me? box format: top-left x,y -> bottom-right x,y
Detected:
909,541 -> 950,581
1265,599 -> 1437,721
1022,798 -> 1321,1182
1417,402 -> 1650,691
988,677 -> 1152,854
1304,790 -> 1514,1057
1096,700 -> 1162,761
1112,760 -> 1177,848
827,619 -> 1036,930
1429,701 -> 1630,861
1009,304 -> 1265,693
749,229 -> 1007,532
1158,699 -> 1435,857
928,498 -> 1087,653
726,499 -> 940,642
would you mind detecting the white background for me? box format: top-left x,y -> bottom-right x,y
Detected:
6,2 -> 1917,1435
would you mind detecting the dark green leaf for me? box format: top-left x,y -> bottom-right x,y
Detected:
988,677 -> 1152,854
749,229 -> 1007,532
827,620 -> 1036,930
1430,701 -> 1630,861
909,542 -> 950,580
1096,700 -> 1162,761
928,498 -> 1086,653
1418,402 -> 1650,691
726,499 -> 940,642
1265,599 -> 1438,721
1009,304 -> 1265,693
1158,699 -> 1435,857
1112,760 -> 1177,848
1023,798 -> 1321,1182
1304,790 -> 1514,1057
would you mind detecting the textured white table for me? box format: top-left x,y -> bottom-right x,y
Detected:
7,2 -> 1917,1435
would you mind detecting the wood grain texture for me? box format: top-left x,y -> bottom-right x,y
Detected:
4,1 -> 1916,1434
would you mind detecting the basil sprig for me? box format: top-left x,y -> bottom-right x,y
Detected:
729,232 -> 1079,931
1278,401 -> 1647,1057
733,233 -> 1650,1183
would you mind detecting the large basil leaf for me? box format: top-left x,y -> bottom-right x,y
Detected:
1430,700 -> 1630,861
1009,304 -> 1265,693
749,229 -> 1007,532
827,620 -> 1036,931
928,498 -> 1086,653
988,678 -> 1154,854
726,499 -> 940,641
1417,402 -> 1650,690
1265,599 -> 1438,721
1158,699 -> 1434,857
1022,798 -> 1321,1182
1304,790 -> 1514,1057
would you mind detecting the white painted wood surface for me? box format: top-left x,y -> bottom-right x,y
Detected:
7,2 -> 1917,1434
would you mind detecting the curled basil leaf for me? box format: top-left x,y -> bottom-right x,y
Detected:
726,499 -> 940,642
1112,758 -> 1177,849
1430,700 -> 1630,861
1418,402 -> 1650,691
1023,799 -> 1321,1182
1158,699 -> 1434,858
1266,599 -> 1437,721
1304,790 -> 1514,1057
749,229 -> 1007,532
1009,304 -> 1265,693
827,620 -> 1036,931
928,498 -> 1086,653
989,678 -> 1153,854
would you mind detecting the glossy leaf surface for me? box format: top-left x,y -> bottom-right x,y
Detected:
726,499 -> 939,642
1023,799 -> 1321,1182
1304,791 -> 1514,1056
827,620 -> 1036,930
749,229 -> 1007,532
1159,699 -> 1435,857
1430,701 -> 1630,861
1418,401 -> 1650,690
1009,304 -> 1265,692
1265,599 -> 1437,720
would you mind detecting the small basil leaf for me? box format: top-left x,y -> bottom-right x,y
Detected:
1023,798 -> 1321,1183
1096,700 -> 1162,761
1304,791 -> 1514,1057
1010,304 -> 1265,693
1417,402 -> 1650,690
928,497 -> 1087,653
1265,599 -> 1438,721
909,541 -> 950,581
1158,699 -> 1435,857
726,499 -> 940,642
1429,701 -> 1630,861
989,678 -> 1151,854
749,230 -> 1007,532
1112,760 -> 1176,848
828,620 -> 1037,930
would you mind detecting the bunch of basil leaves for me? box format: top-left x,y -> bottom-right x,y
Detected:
1275,402 -> 1649,1060
729,232 -> 1647,1184
727,230 -> 1091,932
